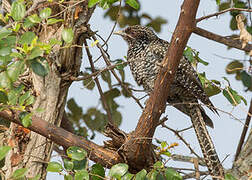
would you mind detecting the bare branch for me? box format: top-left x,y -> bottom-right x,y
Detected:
84,39 -> 114,125
161,124 -> 201,159
0,109 -> 123,168
91,35 -> 144,109
193,27 -> 252,52
196,8 -> 252,23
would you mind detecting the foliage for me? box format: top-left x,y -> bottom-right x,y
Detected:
0,0 -> 251,179
217,0 -> 252,92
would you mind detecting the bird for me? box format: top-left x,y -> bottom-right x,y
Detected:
114,25 -> 224,178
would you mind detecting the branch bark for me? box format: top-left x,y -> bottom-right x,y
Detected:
193,27 -> 252,52
0,109 -> 123,168
121,0 -> 201,171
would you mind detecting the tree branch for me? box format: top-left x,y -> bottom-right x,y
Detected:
121,0 -> 201,171
234,98 -> 252,161
196,7 -> 252,23
0,109 -> 123,168
193,27 -> 252,52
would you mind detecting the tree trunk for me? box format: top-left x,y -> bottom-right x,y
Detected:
1,1 -> 95,179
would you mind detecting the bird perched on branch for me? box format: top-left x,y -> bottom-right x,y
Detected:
114,25 -> 224,178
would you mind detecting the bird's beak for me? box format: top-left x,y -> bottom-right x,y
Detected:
113,30 -> 126,36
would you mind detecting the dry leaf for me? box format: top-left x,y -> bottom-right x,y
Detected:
236,14 -> 252,49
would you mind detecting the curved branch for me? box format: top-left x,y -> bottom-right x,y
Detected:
196,8 -> 252,23
0,109 -> 123,168
193,27 -> 252,52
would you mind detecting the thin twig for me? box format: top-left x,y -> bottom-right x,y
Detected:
234,98 -> 252,161
171,154 -> 206,166
161,123 -> 201,159
84,40 -> 114,125
91,35 -> 144,109
102,0 -> 122,46
177,126 -> 193,133
183,171 -> 209,179
69,61 -> 128,81
196,7 -> 252,23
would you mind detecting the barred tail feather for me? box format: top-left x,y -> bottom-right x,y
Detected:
190,105 -> 224,178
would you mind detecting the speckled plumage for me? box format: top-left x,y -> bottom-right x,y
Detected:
115,25 -> 224,177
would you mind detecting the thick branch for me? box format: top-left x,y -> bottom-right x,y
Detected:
135,0 -> 199,140
122,0 -> 200,171
193,27 -> 252,52
0,109 -> 123,168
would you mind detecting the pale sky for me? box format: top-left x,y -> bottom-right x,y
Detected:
48,1 -> 251,179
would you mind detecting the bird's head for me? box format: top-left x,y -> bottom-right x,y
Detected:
114,25 -> 158,46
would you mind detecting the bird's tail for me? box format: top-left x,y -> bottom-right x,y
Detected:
189,105 -> 224,178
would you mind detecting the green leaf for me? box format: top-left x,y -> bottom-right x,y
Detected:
241,71 -> 251,88
122,172 -> 134,180
62,28 -> 74,44
88,0 -> 100,8
28,14 -> 41,23
7,60 -> 25,82
226,61 -> 243,74
67,146 -> 87,161
216,0 -> 220,5
114,59 -> 127,70
125,0 -> 140,10
7,85 -> 25,105
183,47 -> 194,63
29,174 -> 41,180
195,56 -> 209,66
135,169 -> 147,180
46,162 -> 63,172
75,170 -> 89,180
39,8 -> 52,19
23,18 -> 35,28
0,46 -> 11,56
11,168 -> 27,179
165,168 -> 182,180
223,87 -> 241,106
19,112 -> 32,127
204,83 -> 221,97
0,91 -> 8,104
30,59 -> 48,77
91,164 -> 105,180
19,91 -> 30,106
83,73 -> 95,90
0,28 -> 12,40
147,170 -> 158,180
0,146 -> 11,161
153,161 -> 163,170
10,52 -> 24,59
161,141 -> 167,149
47,18 -> 63,25
101,70 -> 111,86
19,32 -> 36,45
25,95 -> 35,106
27,47 -> 44,60
63,158 -> 74,171
109,163 -> 128,179
13,22 -> 21,32
224,173 -> 237,180
73,159 -> 87,170
112,111 -> 122,126
11,1 -> 26,21
161,151 -> 172,157
64,174 -> 73,180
